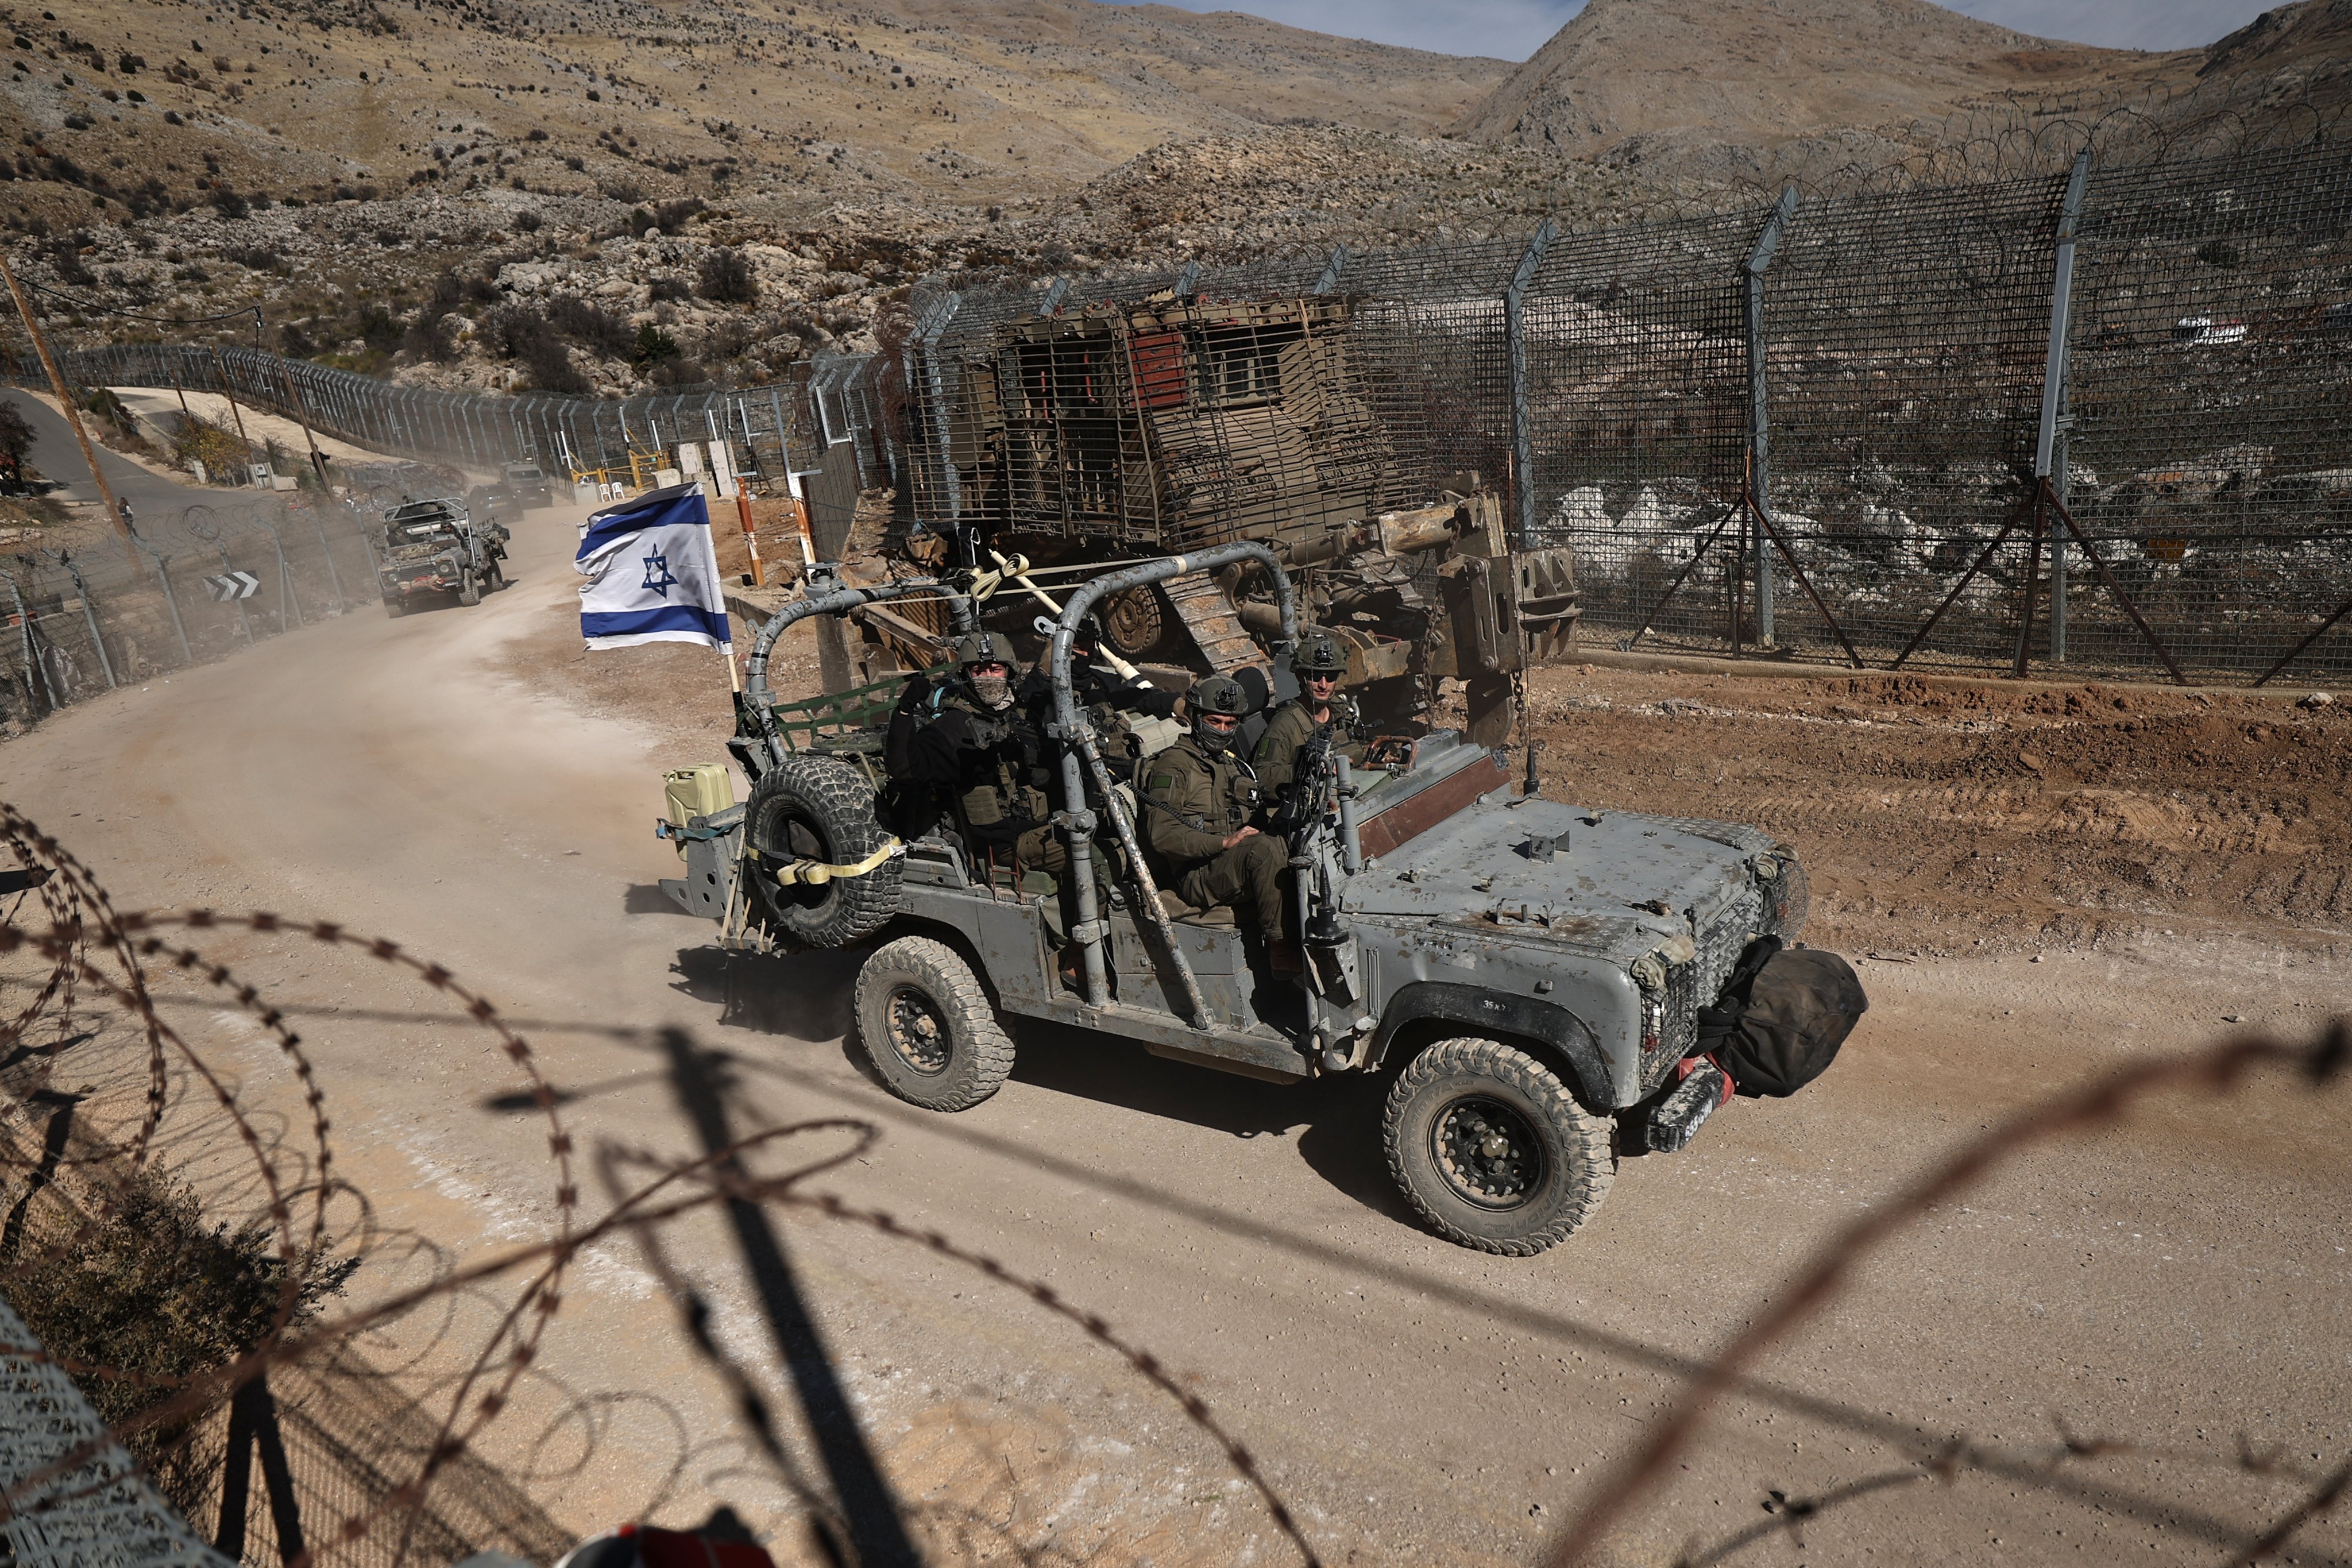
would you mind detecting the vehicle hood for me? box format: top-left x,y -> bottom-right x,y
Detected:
1342,793 -> 1779,963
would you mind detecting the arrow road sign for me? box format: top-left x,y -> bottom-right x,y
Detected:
205,570 -> 260,603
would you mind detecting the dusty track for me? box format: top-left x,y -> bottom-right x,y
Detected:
3,505 -> 2346,1565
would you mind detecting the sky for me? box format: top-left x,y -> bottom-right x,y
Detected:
1123,0 -> 2278,59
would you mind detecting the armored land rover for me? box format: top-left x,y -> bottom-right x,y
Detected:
379,497 -> 509,613
658,546 -> 1812,1254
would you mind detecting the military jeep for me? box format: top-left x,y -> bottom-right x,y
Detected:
378,497 -> 509,613
658,546 -> 1811,1254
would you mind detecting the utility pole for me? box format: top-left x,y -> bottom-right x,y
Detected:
0,246 -> 138,571
208,345 -> 257,480
279,361 -> 330,480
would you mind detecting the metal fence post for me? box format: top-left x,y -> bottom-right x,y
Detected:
917,292 -> 964,544
2,566 -> 59,714
302,497 -> 347,611
2038,152 -> 2091,665
1505,220 -> 1557,550
250,510 -> 300,630
1744,187 -> 1799,647
1312,244 -> 1351,297
130,535 -> 193,663
43,551 -> 117,689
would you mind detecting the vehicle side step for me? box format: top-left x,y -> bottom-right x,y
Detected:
1164,572 -> 1270,677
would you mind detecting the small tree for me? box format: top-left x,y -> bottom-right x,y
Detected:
633,322 -> 680,365
170,412 -> 252,482
0,400 -> 33,485
697,245 -> 756,304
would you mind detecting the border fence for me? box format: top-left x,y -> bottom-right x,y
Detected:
901,138 -> 2352,686
13,348 -> 902,497
0,349 -> 904,733
1,491 -> 385,732
10,137 -> 2347,693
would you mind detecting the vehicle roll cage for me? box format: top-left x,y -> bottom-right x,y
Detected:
1045,544 -> 1298,1018
739,573 -> 978,760
744,546 -> 1301,1030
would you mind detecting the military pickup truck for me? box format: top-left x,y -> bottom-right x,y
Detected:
656,547 -> 1816,1254
378,497 -> 509,614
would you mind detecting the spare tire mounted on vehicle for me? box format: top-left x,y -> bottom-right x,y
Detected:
745,755 -> 902,948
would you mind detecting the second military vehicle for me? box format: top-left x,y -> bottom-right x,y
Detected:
655,546 -> 1824,1255
378,497 -> 509,614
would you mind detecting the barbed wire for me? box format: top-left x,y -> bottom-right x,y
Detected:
6,790 -> 2350,1564
0,799 -> 1320,1566
1546,1018 -> 2351,1565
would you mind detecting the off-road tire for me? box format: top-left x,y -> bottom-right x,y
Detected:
746,754 -> 901,949
1383,1037 -> 1615,1256
1764,859 -> 1810,941
852,936 -> 1014,1111
457,567 -> 481,607
383,595 -> 407,617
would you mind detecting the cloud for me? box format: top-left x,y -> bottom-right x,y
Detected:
1113,0 -> 2270,60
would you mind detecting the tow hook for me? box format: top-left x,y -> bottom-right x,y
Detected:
1647,1058 -> 1729,1152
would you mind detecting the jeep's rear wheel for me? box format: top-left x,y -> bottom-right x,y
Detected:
1383,1037 -> 1615,1256
852,936 -> 1014,1110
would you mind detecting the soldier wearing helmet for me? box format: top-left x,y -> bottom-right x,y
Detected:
901,629 -> 1066,876
1140,673 -> 1289,941
1253,631 -> 1364,800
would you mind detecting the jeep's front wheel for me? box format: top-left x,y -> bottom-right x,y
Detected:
852,936 -> 1014,1111
1382,1037 -> 1615,1256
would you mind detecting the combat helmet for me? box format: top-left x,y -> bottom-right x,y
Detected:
1189,673 -> 1249,751
955,629 -> 1011,668
955,629 -> 1016,709
1292,632 -> 1346,679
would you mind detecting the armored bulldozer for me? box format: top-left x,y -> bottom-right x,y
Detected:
882,289 -> 1580,744
655,548 -> 1834,1256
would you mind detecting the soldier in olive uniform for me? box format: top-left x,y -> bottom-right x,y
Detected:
1140,674 -> 1288,934
903,631 -> 1066,878
1253,631 -> 1364,802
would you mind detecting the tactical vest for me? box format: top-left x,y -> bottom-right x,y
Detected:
939,689 -> 1052,832
1153,735 -> 1263,835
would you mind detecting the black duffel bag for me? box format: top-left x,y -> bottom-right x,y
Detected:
1692,936 -> 1868,1098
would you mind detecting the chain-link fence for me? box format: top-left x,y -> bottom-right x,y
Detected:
13,348 -> 901,497
898,138 -> 2352,686
1,492 -> 385,731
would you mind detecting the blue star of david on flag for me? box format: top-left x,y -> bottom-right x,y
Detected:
641,549 -> 678,598
575,483 -> 732,652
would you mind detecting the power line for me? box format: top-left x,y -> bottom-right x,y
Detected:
10,273 -> 264,337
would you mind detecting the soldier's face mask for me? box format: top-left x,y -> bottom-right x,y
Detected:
967,661 -> 1013,710
1196,712 -> 1241,751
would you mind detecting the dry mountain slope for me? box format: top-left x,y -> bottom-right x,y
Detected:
0,0 -> 1508,233
1458,0 -> 2181,155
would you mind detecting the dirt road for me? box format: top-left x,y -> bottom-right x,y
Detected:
3,501 -> 2346,1566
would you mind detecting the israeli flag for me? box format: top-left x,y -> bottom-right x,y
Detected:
575,483 -> 733,651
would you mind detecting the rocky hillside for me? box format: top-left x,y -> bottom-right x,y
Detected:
1456,0 -> 2350,181
0,0 -> 2336,415
1455,0 -> 2166,155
